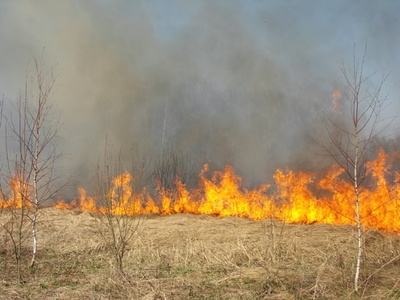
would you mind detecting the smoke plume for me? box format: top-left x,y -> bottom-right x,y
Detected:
0,1 -> 399,198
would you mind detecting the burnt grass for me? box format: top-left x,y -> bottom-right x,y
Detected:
0,208 -> 399,299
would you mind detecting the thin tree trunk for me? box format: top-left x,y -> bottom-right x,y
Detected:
31,153 -> 39,268
30,213 -> 37,268
30,108 -> 40,268
17,206 -> 25,283
161,96 -> 168,155
354,127 -> 362,292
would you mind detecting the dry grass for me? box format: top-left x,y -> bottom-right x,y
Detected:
0,208 -> 399,299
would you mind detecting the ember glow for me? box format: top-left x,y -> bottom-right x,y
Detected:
3,149 -> 400,233
332,89 -> 343,111
332,89 -> 342,99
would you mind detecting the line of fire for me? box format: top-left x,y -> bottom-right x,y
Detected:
1,147 -> 399,234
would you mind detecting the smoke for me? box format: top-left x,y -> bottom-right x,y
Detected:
0,0 -> 399,198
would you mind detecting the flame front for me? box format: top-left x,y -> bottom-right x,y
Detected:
43,149 -> 400,233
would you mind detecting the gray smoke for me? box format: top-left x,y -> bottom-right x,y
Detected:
1,0 -> 399,198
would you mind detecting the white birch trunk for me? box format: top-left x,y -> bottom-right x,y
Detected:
354,130 -> 362,292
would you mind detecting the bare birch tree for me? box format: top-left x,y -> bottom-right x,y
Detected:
1,54 -> 62,280
319,44 -> 393,292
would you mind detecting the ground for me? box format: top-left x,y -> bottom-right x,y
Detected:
0,208 -> 399,299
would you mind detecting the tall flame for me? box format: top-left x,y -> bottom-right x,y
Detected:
0,175 -> 32,209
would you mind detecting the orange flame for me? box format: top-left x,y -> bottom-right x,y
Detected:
24,149 -> 400,233
0,175 -> 32,209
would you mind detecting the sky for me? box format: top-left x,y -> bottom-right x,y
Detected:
0,0 -> 399,196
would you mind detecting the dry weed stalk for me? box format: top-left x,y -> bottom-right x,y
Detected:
262,217 -> 286,264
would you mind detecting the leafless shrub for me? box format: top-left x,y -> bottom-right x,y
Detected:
94,143 -> 142,274
151,148 -> 195,194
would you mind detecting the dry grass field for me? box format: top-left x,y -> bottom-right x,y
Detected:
1,208 -> 399,299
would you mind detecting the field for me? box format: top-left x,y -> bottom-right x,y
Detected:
1,208 -> 399,299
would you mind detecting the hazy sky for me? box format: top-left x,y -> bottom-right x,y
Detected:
1,1 -> 399,192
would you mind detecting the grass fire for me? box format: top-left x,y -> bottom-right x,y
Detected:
2,2 -> 400,298
2,148 -> 398,233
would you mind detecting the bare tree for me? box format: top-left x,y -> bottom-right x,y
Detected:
318,44 -> 393,292
151,148 -> 195,194
95,143 -> 142,274
1,54 -> 62,280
